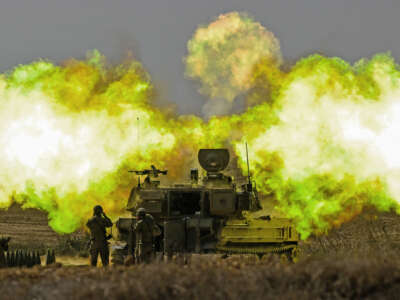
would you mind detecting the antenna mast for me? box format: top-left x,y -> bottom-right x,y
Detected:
137,116 -> 141,187
246,141 -> 251,184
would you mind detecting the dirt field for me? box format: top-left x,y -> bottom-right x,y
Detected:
0,203 -> 60,248
1,205 -> 400,299
301,209 -> 400,257
0,204 -> 87,253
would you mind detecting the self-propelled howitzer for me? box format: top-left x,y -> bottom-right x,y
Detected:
112,149 -> 299,263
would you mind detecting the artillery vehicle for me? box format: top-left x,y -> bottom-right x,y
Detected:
111,148 -> 299,264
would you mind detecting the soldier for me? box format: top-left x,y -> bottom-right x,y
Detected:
0,237 -> 10,268
86,205 -> 113,267
133,208 -> 161,264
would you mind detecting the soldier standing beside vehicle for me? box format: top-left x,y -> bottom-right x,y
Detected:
86,205 -> 113,267
133,207 -> 161,264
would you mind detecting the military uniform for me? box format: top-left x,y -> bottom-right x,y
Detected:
0,237 -> 10,268
134,212 -> 160,263
86,208 -> 113,267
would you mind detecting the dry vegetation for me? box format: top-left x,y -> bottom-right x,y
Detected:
0,254 -> 400,300
1,206 -> 400,299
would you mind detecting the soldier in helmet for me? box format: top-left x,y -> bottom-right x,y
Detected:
86,205 -> 113,267
0,237 -> 10,268
133,207 -> 161,264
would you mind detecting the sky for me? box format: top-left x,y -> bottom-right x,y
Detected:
0,0 -> 399,115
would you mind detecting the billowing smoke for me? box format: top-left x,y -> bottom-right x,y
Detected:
185,12 -> 282,103
235,54 -> 400,238
201,98 -> 233,119
0,51 -> 178,232
0,50 -> 242,233
3,11 -> 400,240
184,12 -> 400,239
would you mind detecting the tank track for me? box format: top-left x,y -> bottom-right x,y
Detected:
216,244 -> 297,256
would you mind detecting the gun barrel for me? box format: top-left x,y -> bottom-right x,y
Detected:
129,170 -> 150,175
246,142 -> 251,184
129,168 -> 167,175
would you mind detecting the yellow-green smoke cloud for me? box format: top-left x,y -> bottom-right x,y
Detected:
185,12 -> 400,238
4,11 -> 400,242
0,51 -> 178,233
185,12 -> 282,101
236,54 -> 400,238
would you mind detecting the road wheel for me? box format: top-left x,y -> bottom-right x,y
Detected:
291,247 -> 300,263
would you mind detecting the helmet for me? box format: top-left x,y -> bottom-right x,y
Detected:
136,207 -> 146,219
93,205 -> 103,216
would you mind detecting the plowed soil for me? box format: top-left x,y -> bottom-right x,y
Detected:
0,203 -> 61,248
0,203 -> 85,250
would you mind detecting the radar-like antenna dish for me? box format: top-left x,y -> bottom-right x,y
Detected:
198,149 -> 230,172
